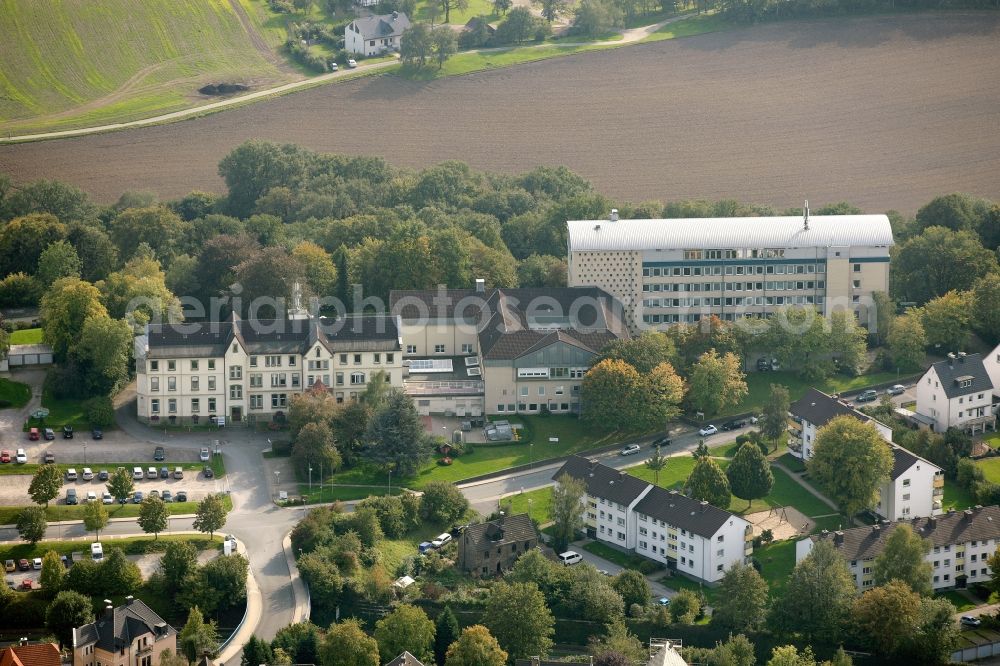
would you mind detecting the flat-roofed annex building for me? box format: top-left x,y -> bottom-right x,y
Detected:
566,210 -> 893,333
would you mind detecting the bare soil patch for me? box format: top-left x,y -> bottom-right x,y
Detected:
745,505 -> 815,540
1,12 -> 998,212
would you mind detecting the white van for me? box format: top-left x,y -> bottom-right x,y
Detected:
558,551 -> 582,566
91,542 -> 104,561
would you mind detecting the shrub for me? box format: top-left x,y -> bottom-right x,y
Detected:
272,439 -> 293,455
270,0 -> 294,11
84,396 -> 115,427
637,560 -> 662,575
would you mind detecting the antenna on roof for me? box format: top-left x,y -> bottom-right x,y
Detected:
803,200 -> 810,230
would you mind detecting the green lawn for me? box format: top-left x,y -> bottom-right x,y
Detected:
937,589 -> 978,612
9,328 -> 42,344
641,11 -> 734,43
977,458 -> 1000,485
0,533 -> 220,562
320,415 -> 645,498
413,0 -> 496,24
0,494 -> 232,525
0,0 -> 292,134
0,378 -> 31,408
754,539 -> 797,595
581,540 -> 652,570
943,477 -> 977,511
660,571 -> 720,605
23,388 -> 97,430
506,486 -> 553,523
981,433 -> 1000,450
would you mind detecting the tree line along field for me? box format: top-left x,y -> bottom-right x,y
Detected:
2,12 -> 998,212
0,0 -> 291,133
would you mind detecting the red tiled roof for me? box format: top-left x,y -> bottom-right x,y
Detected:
0,643 -> 60,666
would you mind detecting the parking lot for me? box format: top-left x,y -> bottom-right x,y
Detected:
0,469 -> 224,506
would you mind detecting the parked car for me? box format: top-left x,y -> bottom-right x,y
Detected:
756,357 -> 771,371
330,62 -> 339,71
146,466 -> 158,479
91,542 -> 103,561
102,492 -> 113,505
43,452 -> 55,464
651,436 -> 672,448
558,551 -> 582,566
133,466 -> 144,480
81,467 -> 94,481
4,559 -> 15,573
347,58 -> 358,68
31,557 -> 41,570
769,359 -> 781,371
161,490 -> 173,503
0,450 -> 10,463
65,489 -> 78,505
619,443 -> 641,456
855,389 -> 879,403
173,467 -> 184,479
97,469 -> 109,481
154,446 -> 165,461
43,428 -> 55,440
148,490 -> 160,499
698,425 -> 719,436
432,533 -> 452,548
159,466 -> 170,479
85,490 -> 97,502
28,428 -> 39,441
15,449 -> 27,463
657,596 -> 671,606
203,466 -> 214,479
887,384 -> 906,396
62,425 -> 73,439
132,491 -> 144,504
65,468 -> 78,482
961,616 -> 982,627
92,428 -> 103,440
18,559 -> 30,571
721,419 -> 747,431
418,541 -> 433,554
199,448 -> 210,462
175,490 -> 188,502
20,579 -> 35,590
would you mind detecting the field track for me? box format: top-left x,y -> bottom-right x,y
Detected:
1,12 -> 999,212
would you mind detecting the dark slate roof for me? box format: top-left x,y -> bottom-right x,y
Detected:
73,599 -> 175,652
789,387 -> 871,428
807,505 -> 1000,561
385,652 -> 424,666
552,455 -> 651,506
890,445 -> 930,481
929,353 -> 994,399
350,12 -> 411,39
146,314 -> 400,357
462,513 -> 536,549
634,486 -> 743,539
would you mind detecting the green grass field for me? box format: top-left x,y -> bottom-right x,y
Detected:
977,458 -> 1000,485
0,534 -> 220,562
0,0 -> 291,133
8,328 -> 42,344
413,0 -> 496,24
0,494 -> 233,526
0,378 -> 31,408
641,11 -> 733,42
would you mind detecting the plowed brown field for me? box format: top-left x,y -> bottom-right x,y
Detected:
2,12 -> 999,212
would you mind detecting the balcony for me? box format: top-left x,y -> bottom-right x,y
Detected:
403,379 -> 484,396
933,475 -> 945,489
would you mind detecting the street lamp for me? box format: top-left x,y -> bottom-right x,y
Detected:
274,470 -> 280,501
308,466 -> 313,492
387,469 -> 392,496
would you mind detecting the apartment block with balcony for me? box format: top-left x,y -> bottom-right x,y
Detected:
553,456 -> 752,585
916,352 -> 996,435
797,505 -> 1000,591
134,312 -> 402,425
566,209 -> 893,334
789,387 -> 942,520
73,597 -> 175,666
390,283 -> 628,416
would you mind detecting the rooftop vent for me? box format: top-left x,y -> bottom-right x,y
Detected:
803,199 -> 810,230
609,209 -> 619,222
834,530 -> 844,544
475,278 -> 485,293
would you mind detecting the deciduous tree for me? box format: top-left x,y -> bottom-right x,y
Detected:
685,456 -> 731,509
28,464 -> 62,507
40,277 -> 107,362
431,26 -> 458,69
242,636 -> 273,666
374,604 -> 436,663
139,496 -> 169,540
581,359 -> 644,430
808,416 -> 893,517
771,540 -> 856,644
595,333 -> 676,374
669,589 -> 701,624
851,580 -> 921,658
972,273 -> 1000,344
179,606 -> 220,662
644,445 -> 668,486
0,213 -> 68,277
482,581 -> 554,662
445,624 -> 507,666
550,473 -> 585,553
917,290 -> 973,353
533,0 -> 567,20
40,550 -> 65,597
363,389 -> 433,477
109,205 -> 190,262
218,141 -> 307,219
726,442 -> 773,510
108,467 -> 135,504
761,384 -> 790,452
420,481 -> 470,526
292,241 -> 338,296
893,226 -> 998,304
292,422 -> 342,480
194,494 -> 227,539
37,240 -> 82,289
16,506 -> 47,544
888,312 -> 926,370
73,314 -> 133,396
687,349 -> 748,416
611,569 -> 650,612
46,590 -> 94,647
712,562 -> 769,633
83,499 -> 109,541
319,619 -> 379,666
873,523 -> 932,596
401,22 -> 433,67
162,540 -> 198,591
102,548 -> 142,595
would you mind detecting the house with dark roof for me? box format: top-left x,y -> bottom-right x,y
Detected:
796,505 -> 1000,591
789,388 -> 943,521
389,281 -> 628,416
916,352 -> 995,434
345,11 -> 411,56
134,309 -> 402,426
457,512 -> 538,576
385,652 -> 425,666
72,597 -> 176,666
0,642 -> 60,666
553,456 -> 751,584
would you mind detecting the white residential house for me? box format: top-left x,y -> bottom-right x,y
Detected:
983,341 -> 1000,410
915,352 -> 995,434
789,387 -> 942,520
345,12 -> 411,56
796,505 -> 1000,591
553,456 -> 752,584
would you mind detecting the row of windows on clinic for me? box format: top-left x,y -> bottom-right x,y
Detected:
149,352 -> 395,374
495,402 -> 574,413
642,295 -> 825,309
150,370 -> 378,392
505,384 -> 577,397
636,540 -> 727,573
406,343 -> 476,355
643,262 -> 827,278
682,248 -> 787,260
150,393 -> 286,413
643,311 -> 821,324
644,280 -> 828,294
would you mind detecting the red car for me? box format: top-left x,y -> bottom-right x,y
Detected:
18,559 -> 30,571
28,428 -> 39,441
0,450 -> 11,463
20,579 -> 34,590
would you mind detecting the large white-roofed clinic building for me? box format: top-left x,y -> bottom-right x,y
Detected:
566,209 -> 893,333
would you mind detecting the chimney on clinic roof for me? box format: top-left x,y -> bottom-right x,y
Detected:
609,208 -> 619,222
803,200 -> 810,230
475,278 -> 485,293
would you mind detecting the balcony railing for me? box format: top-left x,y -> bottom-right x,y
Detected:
403,380 -> 484,396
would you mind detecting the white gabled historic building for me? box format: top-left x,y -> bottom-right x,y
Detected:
915,352 -> 995,434
789,387 -> 943,521
797,505 -> 1000,591
553,456 -> 752,584
566,209 -> 893,334
134,313 -> 403,425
